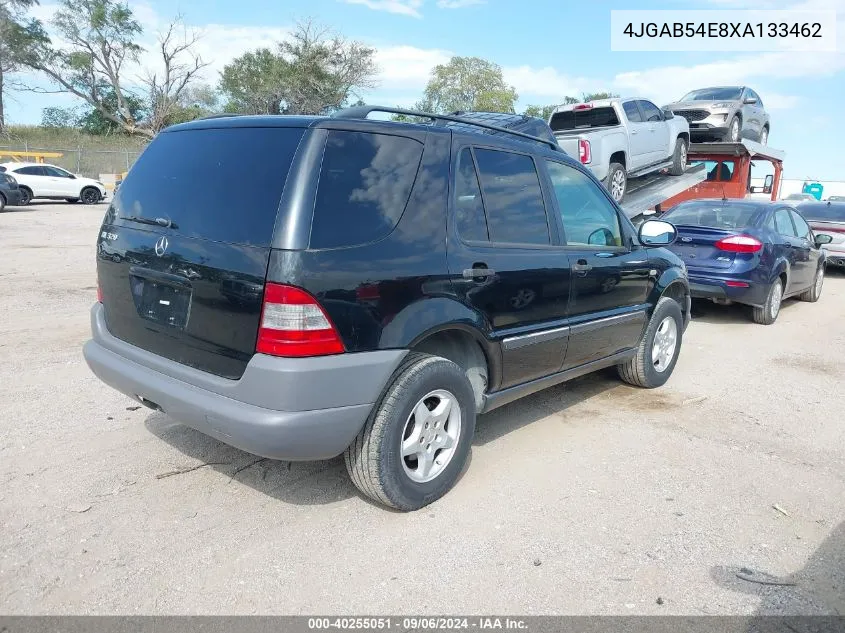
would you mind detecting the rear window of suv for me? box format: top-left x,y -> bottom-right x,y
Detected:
112,126 -> 305,247
309,130 -> 424,249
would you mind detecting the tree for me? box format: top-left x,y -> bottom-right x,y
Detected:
280,19 -> 378,115
219,48 -> 287,115
416,56 -> 518,114
0,0 -> 40,131
523,104 -> 558,121
143,18 -> 210,133
41,105 -> 82,128
19,0 -> 206,137
582,91 -> 618,101
219,20 -> 378,116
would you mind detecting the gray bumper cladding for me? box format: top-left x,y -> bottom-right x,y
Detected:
83,303 -> 408,461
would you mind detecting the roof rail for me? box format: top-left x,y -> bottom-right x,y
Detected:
198,113 -> 243,120
332,105 -> 561,151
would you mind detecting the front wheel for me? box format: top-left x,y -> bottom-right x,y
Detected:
798,266 -> 824,303
617,296 -> 683,388
752,278 -> 783,324
80,187 -> 101,205
604,163 -> 627,203
344,352 -> 476,511
724,116 -> 741,142
760,127 -> 769,146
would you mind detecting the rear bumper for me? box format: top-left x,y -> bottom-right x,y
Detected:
688,275 -> 769,307
83,303 -> 407,461
822,246 -> 845,267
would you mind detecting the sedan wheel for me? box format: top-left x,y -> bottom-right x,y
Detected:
81,188 -> 101,205
729,117 -> 741,142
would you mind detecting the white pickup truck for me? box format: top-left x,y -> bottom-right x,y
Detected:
548,98 -> 690,203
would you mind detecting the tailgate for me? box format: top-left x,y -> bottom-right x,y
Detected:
97,125 -> 306,379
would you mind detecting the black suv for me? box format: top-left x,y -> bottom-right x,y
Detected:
84,107 -> 691,511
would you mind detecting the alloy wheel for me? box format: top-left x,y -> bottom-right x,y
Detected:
651,317 -> 678,373
401,390 -> 462,483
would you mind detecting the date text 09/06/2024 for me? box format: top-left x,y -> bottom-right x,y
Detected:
307,618 -> 529,630
623,22 -> 823,39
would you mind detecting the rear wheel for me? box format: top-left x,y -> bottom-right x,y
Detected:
752,278 -> 783,324
80,187 -> 101,205
0,194 -> 5,212
669,138 -> 688,176
798,266 -> 824,302
344,352 -> 476,511
617,297 -> 683,388
18,187 -> 32,206
604,163 -> 627,203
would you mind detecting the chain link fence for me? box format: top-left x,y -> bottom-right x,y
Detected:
0,143 -> 143,179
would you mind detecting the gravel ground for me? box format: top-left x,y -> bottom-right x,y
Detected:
1,203 -> 843,616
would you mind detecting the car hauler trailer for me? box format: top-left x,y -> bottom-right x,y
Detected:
658,140 -> 785,210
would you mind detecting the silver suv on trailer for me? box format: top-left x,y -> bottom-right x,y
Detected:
548,98 -> 690,204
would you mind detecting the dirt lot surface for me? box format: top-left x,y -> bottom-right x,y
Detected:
1,203 -> 844,616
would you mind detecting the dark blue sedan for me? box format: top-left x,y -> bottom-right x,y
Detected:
659,199 -> 833,324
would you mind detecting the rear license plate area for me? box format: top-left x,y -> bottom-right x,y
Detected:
130,276 -> 192,329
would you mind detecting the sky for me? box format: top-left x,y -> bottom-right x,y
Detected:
5,0 -> 845,180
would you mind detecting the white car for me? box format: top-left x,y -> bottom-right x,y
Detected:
0,162 -> 107,205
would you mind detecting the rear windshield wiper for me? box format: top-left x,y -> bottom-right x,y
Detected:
122,215 -> 179,229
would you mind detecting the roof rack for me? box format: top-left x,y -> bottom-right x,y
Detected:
332,105 -> 561,151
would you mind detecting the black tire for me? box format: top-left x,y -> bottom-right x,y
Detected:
344,352 -> 476,511
0,193 -> 5,212
604,162 -> 627,203
80,187 -> 101,205
724,116 -> 741,142
760,126 -> 769,146
752,278 -> 784,325
798,266 -> 824,303
18,187 -> 32,206
668,137 -> 688,176
617,296 -> 683,389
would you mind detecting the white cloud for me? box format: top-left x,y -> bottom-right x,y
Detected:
436,0 -> 485,8
341,0 -> 423,18
503,65 -> 602,101
374,45 -> 451,89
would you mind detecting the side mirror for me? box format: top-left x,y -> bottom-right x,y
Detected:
638,219 -> 677,246
815,233 -> 833,245
662,109 -> 674,119
744,97 -> 758,105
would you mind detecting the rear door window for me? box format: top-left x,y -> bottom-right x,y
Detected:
310,130 -> 424,249
774,208 -> 798,237
15,166 -> 47,176
454,148 -> 489,241
113,126 -> 306,247
622,101 -> 643,123
473,148 -> 550,245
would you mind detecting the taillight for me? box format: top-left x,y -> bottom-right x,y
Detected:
256,283 -> 344,358
578,139 -> 591,164
715,235 -> 763,253
573,103 -> 593,111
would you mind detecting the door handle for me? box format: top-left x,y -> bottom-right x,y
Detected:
572,259 -> 592,276
631,130 -> 638,135
462,266 -> 495,281
594,252 -> 615,258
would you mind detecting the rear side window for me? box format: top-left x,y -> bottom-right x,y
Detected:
622,102 -> 642,123
774,208 -> 798,236
549,107 -> 620,132
114,127 -> 305,247
310,130 -> 424,249
454,148 -> 489,241
473,148 -> 550,245
15,166 -> 46,176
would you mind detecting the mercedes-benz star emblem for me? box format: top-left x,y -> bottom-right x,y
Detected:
154,236 -> 169,257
